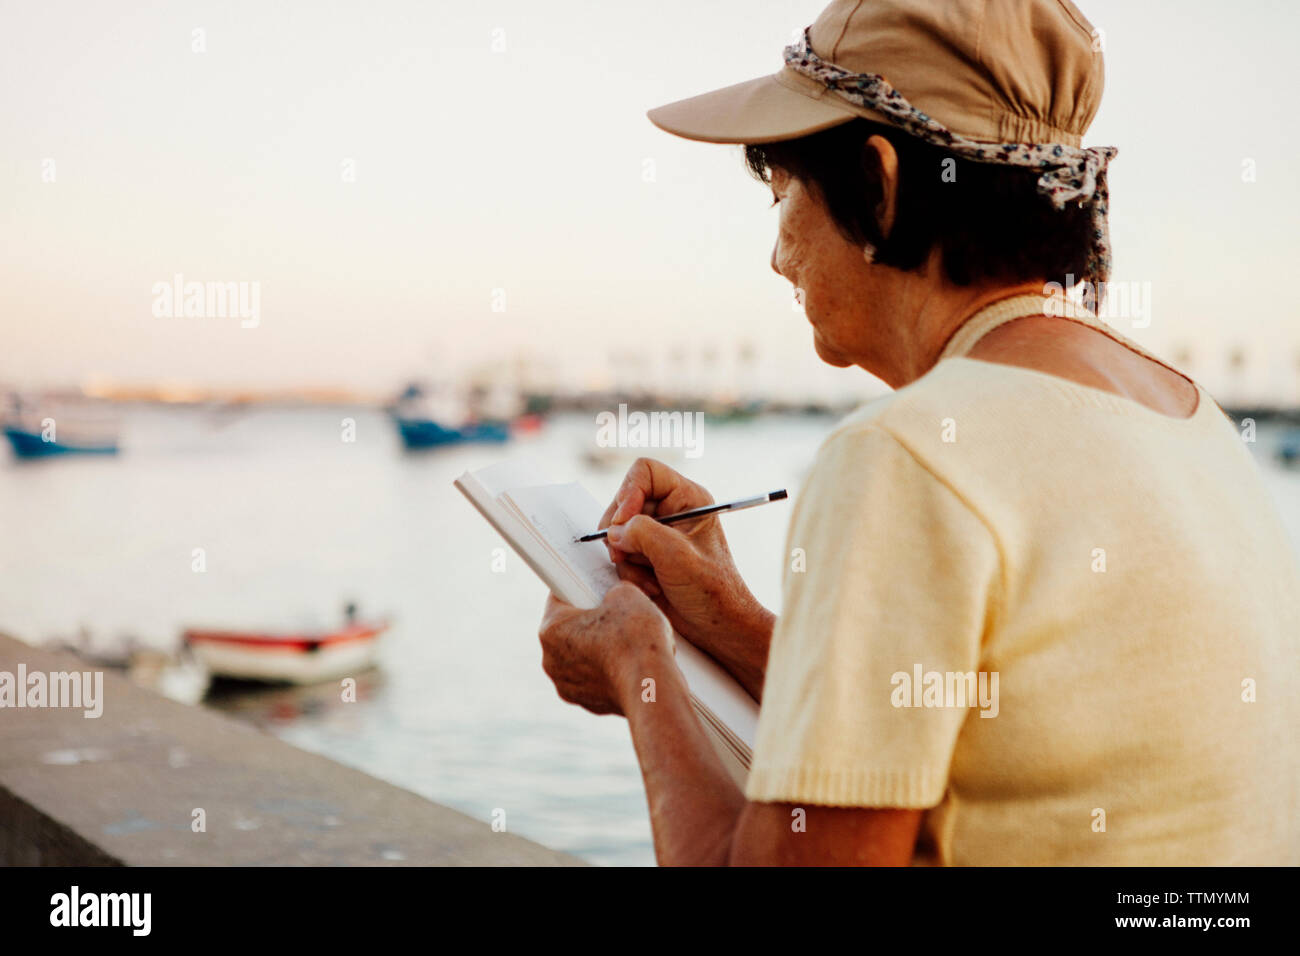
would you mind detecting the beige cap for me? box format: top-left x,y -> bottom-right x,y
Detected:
647,0 -> 1104,147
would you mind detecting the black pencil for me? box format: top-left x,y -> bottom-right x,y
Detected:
575,489 -> 788,542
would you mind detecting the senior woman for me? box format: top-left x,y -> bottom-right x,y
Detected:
539,0 -> 1300,865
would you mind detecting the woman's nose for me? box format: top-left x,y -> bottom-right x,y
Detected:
770,242 -> 781,277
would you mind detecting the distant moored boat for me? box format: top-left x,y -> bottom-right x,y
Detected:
1277,429 -> 1300,468
393,416 -> 510,449
3,426 -> 119,458
184,620 -> 388,685
388,380 -> 527,449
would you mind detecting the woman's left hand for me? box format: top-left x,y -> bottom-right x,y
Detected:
538,582 -> 675,716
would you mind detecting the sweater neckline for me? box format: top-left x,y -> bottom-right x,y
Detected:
937,293 -> 1217,428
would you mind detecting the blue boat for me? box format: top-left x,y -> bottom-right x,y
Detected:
1277,429 -> 1300,468
388,381 -> 513,449
4,426 -> 119,458
394,416 -> 509,449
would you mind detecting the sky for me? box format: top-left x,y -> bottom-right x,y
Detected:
2,0 -> 1299,406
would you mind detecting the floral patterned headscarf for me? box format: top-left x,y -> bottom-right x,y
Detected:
783,29 -> 1117,298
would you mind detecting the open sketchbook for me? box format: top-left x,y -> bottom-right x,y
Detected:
455,458 -> 759,786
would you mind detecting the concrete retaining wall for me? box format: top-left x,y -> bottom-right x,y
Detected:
0,635 -> 581,866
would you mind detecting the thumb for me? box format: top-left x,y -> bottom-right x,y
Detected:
606,514 -> 694,571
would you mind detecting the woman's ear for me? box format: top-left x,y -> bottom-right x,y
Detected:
864,134 -> 900,241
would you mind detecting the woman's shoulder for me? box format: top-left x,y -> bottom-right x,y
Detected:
817,356 -> 1237,500
800,362 -> 1025,515
834,355 -> 1226,444
831,357 -> 1075,439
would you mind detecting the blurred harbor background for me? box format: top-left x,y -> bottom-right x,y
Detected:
0,394 -> 832,866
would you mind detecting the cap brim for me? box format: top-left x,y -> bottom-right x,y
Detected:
647,67 -> 887,145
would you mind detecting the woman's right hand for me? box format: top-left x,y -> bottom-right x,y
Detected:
598,458 -> 775,700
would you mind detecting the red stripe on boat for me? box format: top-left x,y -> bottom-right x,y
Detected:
183,624 -> 386,651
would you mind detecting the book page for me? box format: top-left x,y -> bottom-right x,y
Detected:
502,482 -> 621,607
469,457 -> 553,500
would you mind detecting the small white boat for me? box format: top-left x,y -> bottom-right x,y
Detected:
183,620 -> 387,685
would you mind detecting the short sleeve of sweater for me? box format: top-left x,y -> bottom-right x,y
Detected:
744,423 -> 1003,808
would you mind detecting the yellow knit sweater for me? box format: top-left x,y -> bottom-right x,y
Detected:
745,296 -> 1300,865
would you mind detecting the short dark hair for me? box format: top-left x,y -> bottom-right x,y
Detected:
743,119 -> 1094,287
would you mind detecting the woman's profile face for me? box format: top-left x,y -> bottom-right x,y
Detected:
768,165 -> 877,370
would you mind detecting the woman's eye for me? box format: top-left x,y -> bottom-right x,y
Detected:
769,193 -> 781,207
